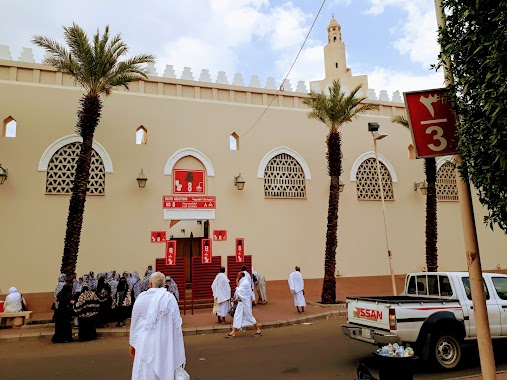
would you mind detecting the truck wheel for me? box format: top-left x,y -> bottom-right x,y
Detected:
431,333 -> 462,370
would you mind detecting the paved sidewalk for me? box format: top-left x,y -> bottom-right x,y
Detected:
0,297 -> 346,341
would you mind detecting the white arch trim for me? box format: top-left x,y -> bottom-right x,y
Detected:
257,146 -> 311,179
164,148 -> 215,176
38,134 -> 114,173
436,155 -> 455,171
350,151 -> 398,182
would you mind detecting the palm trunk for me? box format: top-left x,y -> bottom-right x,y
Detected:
60,94 -> 102,277
425,157 -> 438,272
321,131 -> 342,304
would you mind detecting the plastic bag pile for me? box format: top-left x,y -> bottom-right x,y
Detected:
376,343 -> 414,357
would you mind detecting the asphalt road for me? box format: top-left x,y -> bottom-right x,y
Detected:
1,316 -> 507,379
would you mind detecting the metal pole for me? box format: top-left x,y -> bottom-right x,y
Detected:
373,136 -> 397,295
434,0 -> 496,378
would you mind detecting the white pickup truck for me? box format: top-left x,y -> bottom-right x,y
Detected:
341,272 -> 507,370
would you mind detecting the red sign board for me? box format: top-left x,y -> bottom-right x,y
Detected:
165,240 -> 177,266
201,238 -> 212,264
213,230 -> 227,241
173,169 -> 205,194
236,238 -> 244,263
151,231 -> 166,243
404,88 -> 457,158
163,196 -> 216,209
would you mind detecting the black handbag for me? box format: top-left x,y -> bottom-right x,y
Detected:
228,300 -> 237,318
20,294 -> 28,311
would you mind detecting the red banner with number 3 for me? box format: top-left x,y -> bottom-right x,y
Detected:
404,88 -> 457,159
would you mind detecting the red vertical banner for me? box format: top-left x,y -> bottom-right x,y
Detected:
236,238 -> 244,263
165,240 -> 177,266
201,238 -> 212,264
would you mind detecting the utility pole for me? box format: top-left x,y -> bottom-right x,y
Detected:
433,1 -> 497,378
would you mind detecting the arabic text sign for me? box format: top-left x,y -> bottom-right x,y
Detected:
163,196 -> 216,209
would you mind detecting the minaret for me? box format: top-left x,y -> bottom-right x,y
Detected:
324,16 -> 348,78
310,16 -> 368,93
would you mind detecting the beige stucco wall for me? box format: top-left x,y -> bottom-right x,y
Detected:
0,59 -> 506,296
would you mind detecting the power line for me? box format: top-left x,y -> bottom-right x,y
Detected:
242,0 -> 327,138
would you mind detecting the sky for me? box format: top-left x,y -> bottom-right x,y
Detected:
0,0 -> 444,99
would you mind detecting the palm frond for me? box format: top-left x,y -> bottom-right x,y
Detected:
302,79 -> 379,132
33,23 -> 155,97
391,115 -> 409,128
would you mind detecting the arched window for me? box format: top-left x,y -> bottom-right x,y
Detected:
3,116 -> 16,138
437,162 -> 458,201
46,142 -> 105,195
230,132 -> 239,150
136,126 -> 147,144
355,158 -> 394,200
264,153 -> 306,198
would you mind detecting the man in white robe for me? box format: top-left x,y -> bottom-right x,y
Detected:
253,271 -> 267,304
211,267 -> 231,324
288,266 -> 306,313
225,272 -> 262,338
241,265 -> 255,303
129,272 -> 186,380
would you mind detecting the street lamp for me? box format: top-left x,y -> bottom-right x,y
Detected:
369,122 -> 397,295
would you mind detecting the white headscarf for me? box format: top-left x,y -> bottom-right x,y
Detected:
4,287 -> 23,312
54,274 -> 66,301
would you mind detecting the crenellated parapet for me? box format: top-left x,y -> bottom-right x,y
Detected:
0,45 -> 404,104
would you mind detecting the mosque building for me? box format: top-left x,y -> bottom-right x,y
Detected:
0,17 -> 505,311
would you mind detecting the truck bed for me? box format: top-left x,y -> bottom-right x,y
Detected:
346,295 -> 461,304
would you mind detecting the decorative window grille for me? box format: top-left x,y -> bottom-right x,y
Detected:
356,158 -> 394,200
264,153 -> 306,198
46,142 -> 105,195
437,162 -> 458,201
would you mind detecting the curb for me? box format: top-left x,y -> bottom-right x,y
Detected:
444,370 -> 507,380
0,309 -> 346,342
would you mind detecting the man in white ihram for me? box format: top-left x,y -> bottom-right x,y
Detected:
288,266 -> 306,313
129,271 -> 186,380
211,266 -> 231,324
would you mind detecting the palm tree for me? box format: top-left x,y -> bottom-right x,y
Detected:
33,24 -> 155,278
303,80 -> 378,304
392,115 -> 438,272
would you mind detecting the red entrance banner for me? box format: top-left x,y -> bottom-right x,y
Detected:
151,231 -> 166,243
201,238 -> 212,264
173,169 -> 205,194
165,240 -> 177,266
236,238 -> 244,263
162,195 -> 216,209
404,88 -> 458,159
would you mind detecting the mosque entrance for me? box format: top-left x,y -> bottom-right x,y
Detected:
174,237 -> 201,285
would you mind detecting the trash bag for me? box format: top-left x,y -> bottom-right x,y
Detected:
356,362 -> 378,380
